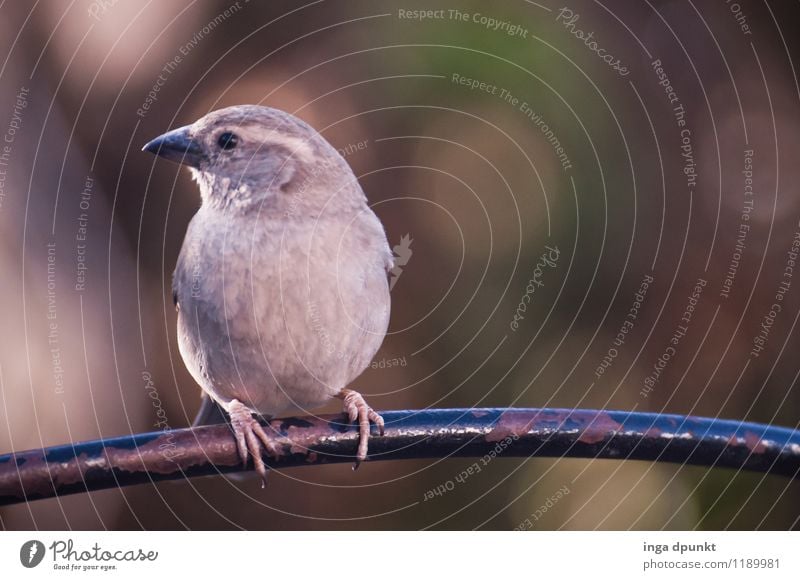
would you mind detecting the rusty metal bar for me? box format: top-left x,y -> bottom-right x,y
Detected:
1,408 -> 799,505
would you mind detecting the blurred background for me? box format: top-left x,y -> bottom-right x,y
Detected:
1,0 -> 799,530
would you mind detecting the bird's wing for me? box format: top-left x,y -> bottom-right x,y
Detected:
383,240 -> 395,283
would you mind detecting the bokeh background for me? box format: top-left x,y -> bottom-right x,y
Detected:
1,0 -> 800,530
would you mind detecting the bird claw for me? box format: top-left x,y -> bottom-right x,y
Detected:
339,389 -> 384,469
227,399 -> 279,486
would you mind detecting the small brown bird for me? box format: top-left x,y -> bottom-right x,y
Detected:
143,105 -> 392,483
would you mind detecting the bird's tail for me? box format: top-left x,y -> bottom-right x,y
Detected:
192,394 -> 229,427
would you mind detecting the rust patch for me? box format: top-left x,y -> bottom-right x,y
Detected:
744,432 -> 767,454
1,451 -> 91,499
486,411 -> 538,442
643,427 -> 662,438
486,410 -> 623,444
577,413 -> 623,444
106,427 -> 241,475
285,425 -> 316,456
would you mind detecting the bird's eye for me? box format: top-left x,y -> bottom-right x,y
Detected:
217,132 -> 238,150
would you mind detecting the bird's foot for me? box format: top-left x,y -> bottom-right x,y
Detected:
226,399 -> 279,487
338,389 -> 384,469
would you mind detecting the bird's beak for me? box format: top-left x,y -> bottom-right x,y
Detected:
142,126 -> 204,167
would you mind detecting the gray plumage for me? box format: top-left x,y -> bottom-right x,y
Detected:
144,105 -> 391,481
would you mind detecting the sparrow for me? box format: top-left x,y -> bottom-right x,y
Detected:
143,105 -> 392,483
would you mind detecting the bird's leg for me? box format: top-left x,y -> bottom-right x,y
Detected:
225,399 -> 279,486
337,389 -> 385,469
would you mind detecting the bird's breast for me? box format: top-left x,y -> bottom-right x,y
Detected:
173,209 -> 390,414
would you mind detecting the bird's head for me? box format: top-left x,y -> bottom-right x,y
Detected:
143,105 -> 360,214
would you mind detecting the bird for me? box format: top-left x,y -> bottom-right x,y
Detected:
142,105 -> 392,484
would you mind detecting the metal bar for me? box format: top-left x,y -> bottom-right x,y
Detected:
1,408 -> 799,505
